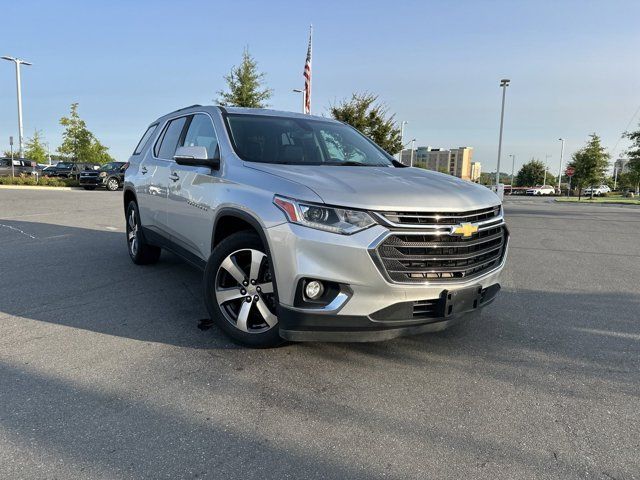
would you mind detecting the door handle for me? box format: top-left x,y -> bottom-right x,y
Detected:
169,173 -> 180,182
141,166 -> 148,174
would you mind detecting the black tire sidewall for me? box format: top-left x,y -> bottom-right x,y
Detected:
125,201 -> 160,265
203,231 -> 283,348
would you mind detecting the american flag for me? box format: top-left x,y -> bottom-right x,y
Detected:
304,26 -> 312,114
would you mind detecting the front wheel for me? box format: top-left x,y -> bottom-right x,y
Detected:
125,201 -> 161,265
106,177 -> 120,191
203,231 -> 283,348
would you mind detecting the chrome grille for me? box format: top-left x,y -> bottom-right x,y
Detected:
379,205 -> 501,227
372,224 -> 508,284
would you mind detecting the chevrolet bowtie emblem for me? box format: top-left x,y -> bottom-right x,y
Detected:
451,223 -> 479,238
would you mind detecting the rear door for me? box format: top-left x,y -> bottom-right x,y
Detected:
137,116 -> 188,236
166,113 -> 220,259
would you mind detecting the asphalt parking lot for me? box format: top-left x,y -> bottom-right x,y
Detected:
0,189 -> 638,479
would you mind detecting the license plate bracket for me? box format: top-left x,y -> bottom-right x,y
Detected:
441,285 -> 483,317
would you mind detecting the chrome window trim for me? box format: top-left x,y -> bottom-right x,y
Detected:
151,110 -> 220,163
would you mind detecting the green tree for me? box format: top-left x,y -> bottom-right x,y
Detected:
567,133 -> 610,199
479,172 -> 512,185
623,124 -> 640,194
217,48 -> 272,108
57,103 -> 114,164
330,93 -> 403,155
514,159 -> 554,187
24,130 -> 48,164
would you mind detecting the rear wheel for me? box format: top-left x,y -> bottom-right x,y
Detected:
125,201 -> 161,265
203,231 -> 283,348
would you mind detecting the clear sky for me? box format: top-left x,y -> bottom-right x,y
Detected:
1,0 -> 639,175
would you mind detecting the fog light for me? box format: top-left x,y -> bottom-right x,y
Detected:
305,280 -> 324,300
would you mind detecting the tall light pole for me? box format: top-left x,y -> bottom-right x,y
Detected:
544,154 -> 552,185
509,154 -> 516,186
398,121 -> 408,161
2,56 -> 32,157
410,138 -> 416,167
496,78 -> 510,186
292,89 -> 306,114
557,138 -> 565,193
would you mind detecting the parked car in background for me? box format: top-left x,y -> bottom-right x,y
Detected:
0,158 -> 39,177
526,185 -> 555,195
44,162 -> 99,179
79,161 -> 127,190
41,165 -> 58,176
583,185 -> 611,196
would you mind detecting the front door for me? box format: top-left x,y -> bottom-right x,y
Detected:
141,115 -> 189,236
166,113 -> 220,259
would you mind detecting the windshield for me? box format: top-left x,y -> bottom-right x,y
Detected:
57,162 -> 74,169
225,114 -> 394,166
100,162 -> 118,171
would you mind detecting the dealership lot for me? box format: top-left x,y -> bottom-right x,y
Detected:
0,190 -> 638,479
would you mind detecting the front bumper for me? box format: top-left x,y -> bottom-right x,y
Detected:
277,284 -> 500,341
79,176 -> 103,186
266,222 -> 507,342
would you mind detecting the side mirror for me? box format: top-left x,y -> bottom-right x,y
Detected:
173,145 -> 220,170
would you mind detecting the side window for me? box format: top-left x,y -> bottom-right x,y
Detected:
157,117 -> 188,159
181,114 -> 218,157
133,124 -> 158,155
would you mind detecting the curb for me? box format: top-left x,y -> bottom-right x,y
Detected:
554,198 -> 640,206
0,185 -> 75,191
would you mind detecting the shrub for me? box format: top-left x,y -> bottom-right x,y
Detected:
0,174 -> 79,187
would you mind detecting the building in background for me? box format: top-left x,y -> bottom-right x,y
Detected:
470,161 -> 482,182
400,146 -> 474,180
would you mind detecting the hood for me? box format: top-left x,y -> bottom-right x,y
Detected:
245,163 -> 500,211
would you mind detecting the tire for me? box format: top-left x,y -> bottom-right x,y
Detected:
125,201 -> 161,265
83,186 -> 96,190
203,231 -> 283,348
106,177 -> 120,191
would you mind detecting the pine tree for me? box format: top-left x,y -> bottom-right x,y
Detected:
24,130 -> 48,164
217,48 -> 272,108
57,103 -> 114,164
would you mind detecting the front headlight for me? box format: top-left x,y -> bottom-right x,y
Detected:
99,171 -> 107,178
273,195 -> 376,235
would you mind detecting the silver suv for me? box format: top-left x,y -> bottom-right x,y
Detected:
124,105 -> 508,347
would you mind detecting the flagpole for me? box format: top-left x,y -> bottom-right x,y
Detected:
303,24 -> 312,115
309,24 -> 312,114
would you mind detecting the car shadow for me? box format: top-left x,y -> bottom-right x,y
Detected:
0,219 -> 238,350
2,219 -> 639,392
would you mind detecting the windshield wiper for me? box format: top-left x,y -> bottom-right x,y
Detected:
323,161 -> 375,167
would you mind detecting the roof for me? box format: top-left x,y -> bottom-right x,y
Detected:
221,106 -> 338,123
